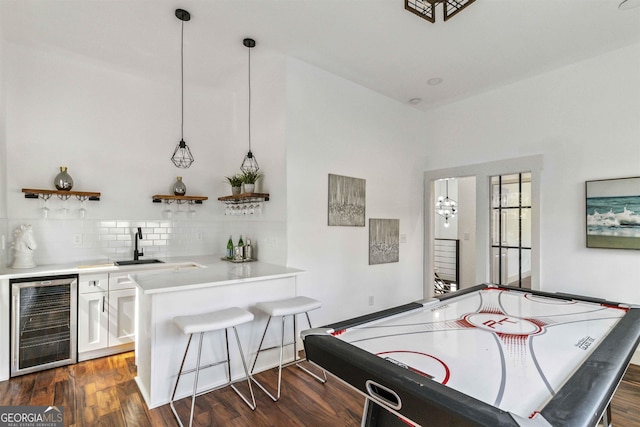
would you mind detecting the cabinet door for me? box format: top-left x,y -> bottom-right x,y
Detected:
109,288 -> 136,346
78,291 -> 109,352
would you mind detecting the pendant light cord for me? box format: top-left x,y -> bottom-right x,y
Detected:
248,44 -> 252,152
180,19 -> 185,140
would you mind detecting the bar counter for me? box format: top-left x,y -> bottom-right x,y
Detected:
131,260 -> 304,409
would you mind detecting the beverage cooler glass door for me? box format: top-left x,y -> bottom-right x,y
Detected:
11,275 -> 78,377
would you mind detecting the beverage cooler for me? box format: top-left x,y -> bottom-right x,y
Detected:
10,274 -> 78,377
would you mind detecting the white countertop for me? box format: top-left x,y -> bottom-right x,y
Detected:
0,255 -> 302,289
132,260 -> 303,294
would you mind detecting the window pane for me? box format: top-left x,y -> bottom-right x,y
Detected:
521,208 -> 532,247
491,177 -> 501,208
504,209 -> 520,247
491,247 -> 506,284
491,209 -> 503,245
521,174 -> 532,206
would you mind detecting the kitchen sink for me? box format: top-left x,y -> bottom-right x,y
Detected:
114,259 -> 165,266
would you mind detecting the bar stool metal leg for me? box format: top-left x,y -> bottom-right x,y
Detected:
295,312 -> 327,383
251,311 -> 326,402
170,332 -> 205,427
229,326 -> 256,410
170,327 -> 256,427
170,334 -> 192,427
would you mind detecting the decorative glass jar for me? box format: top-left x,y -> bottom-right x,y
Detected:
172,176 -> 187,196
54,166 -> 73,191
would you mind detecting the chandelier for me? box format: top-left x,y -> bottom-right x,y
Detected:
405,0 -> 476,23
436,179 -> 457,228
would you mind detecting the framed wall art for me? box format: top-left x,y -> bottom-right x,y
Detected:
328,174 -> 366,226
586,176 -> 640,250
369,218 -> 399,265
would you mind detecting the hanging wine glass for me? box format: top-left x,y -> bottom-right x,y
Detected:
163,201 -> 173,219
78,196 -> 87,219
40,194 -> 51,219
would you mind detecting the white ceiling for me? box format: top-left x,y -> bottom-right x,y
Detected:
1,0 -> 640,110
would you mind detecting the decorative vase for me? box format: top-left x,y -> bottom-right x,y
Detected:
231,186 -> 242,195
244,183 -> 255,193
54,166 -> 73,191
172,176 -> 186,196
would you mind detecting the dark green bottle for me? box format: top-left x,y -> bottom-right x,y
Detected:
237,235 -> 245,259
226,236 -> 233,259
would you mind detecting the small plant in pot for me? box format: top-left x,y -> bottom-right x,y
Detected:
225,174 -> 244,195
241,171 -> 262,193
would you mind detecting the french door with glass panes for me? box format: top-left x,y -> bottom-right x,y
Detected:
490,173 -> 532,288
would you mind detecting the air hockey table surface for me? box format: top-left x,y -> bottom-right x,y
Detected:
302,284 -> 640,426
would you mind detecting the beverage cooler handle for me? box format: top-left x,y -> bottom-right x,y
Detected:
11,293 -> 18,367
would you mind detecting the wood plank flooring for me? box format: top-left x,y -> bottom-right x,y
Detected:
0,352 -> 639,426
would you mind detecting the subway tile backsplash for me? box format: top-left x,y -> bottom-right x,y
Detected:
4,218 -> 285,267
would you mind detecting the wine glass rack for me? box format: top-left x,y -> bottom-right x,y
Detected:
22,188 -> 101,201
217,193 -> 269,204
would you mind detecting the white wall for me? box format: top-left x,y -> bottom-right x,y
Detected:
423,42 -> 640,305
457,176 -> 476,288
286,58 -> 427,325
2,42 -> 288,265
0,35 -> 7,263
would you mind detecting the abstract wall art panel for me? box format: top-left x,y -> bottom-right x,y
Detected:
328,174 -> 366,226
369,218 -> 399,265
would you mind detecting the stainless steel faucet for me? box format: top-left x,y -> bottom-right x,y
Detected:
134,227 -> 144,260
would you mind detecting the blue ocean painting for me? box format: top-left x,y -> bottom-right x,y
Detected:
587,195 -> 640,238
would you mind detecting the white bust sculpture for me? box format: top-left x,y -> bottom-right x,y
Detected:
12,224 -> 37,269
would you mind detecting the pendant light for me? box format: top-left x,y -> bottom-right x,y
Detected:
435,179 -> 458,228
240,38 -> 259,174
171,8 -> 194,169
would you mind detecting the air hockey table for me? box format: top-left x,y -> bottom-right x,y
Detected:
302,284 -> 640,427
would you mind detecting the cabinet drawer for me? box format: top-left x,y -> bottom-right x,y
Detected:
109,273 -> 136,291
79,273 -> 109,294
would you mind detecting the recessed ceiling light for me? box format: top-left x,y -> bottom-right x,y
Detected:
427,77 -> 443,86
619,0 -> 640,9
409,97 -> 422,105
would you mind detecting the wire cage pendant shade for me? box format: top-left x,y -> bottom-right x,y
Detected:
240,38 -> 259,174
172,139 -> 194,168
171,9 -> 194,169
405,0 -> 476,23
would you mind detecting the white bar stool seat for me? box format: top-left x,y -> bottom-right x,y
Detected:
250,296 -> 327,401
170,307 -> 256,427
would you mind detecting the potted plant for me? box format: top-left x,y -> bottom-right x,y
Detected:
241,171 -> 262,193
225,174 -> 244,195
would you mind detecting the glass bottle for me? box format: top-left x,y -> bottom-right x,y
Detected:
245,239 -> 253,260
172,176 -> 187,196
237,235 -> 245,259
54,166 -> 73,191
226,236 -> 234,259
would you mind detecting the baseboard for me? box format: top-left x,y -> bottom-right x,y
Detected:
78,343 -> 134,362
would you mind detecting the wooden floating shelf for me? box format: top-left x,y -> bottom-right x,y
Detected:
152,195 -> 208,204
217,193 -> 270,204
22,188 -> 101,200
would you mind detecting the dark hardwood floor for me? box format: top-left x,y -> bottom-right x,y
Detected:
1,352 -> 639,426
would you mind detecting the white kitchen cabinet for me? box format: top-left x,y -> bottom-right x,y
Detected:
78,290 -> 109,352
108,288 -> 136,346
78,272 -> 136,361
